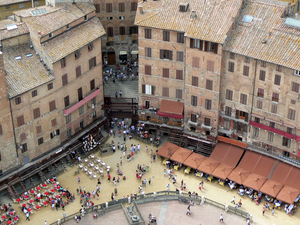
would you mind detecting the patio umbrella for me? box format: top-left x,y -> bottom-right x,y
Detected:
243,173 -> 267,191
57,186 -> 61,189
1,215 -> 6,219
30,199 -> 34,203
49,198 -> 53,202
62,192 -> 66,196
7,221 -> 11,225
44,192 -> 49,195
14,217 -> 18,221
36,205 -> 41,209
16,198 -> 20,203
22,203 -> 27,207
42,183 -> 47,187
50,179 -> 54,182
56,195 -> 60,199
260,180 -> 284,197
43,201 -> 48,205
30,190 -> 34,194
228,168 -> 251,184
37,186 -> 41,191
277,186 -> 300,204
37,196 -> 41,200
50,189 -> 55,193
212,164 -> 234,180
9,211 -> 13,215
28,208 -> 32,212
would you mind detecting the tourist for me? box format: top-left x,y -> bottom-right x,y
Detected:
186,205 -> 191,216
231,196 -> 235,205
219,214 -> 224,223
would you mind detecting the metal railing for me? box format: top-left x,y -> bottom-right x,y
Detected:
50,191 -> 249,224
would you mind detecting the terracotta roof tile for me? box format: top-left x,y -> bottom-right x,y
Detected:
4,44 -> 54,97
135,0 -> 242,44
224,1 -> 300,71
0,0 -> 30,6
0,19 -> 29,41
42,17 -> 105,63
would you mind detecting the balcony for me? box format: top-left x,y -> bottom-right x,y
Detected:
167,121 -> 182,127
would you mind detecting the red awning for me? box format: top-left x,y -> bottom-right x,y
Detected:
250,121 -> 295,139
157,110 -> 184,119
64,88 -> 101,115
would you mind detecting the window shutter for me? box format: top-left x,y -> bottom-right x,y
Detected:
151,85 -> 155,95
169,51 -> 173,60
76,66 -> 81,78
160,50 -> 163,59
163,68 -> 169,78
192,76 -> 198,86
190,39 -> 194,48
51,118 -> 57,127
142,84 -> 145,93
49,100 -> 56,112
292,82 -> 300,93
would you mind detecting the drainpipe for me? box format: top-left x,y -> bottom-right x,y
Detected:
249,59 -> 258,136
9,99 -> 19,158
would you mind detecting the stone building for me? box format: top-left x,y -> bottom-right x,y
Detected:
222,0 -> 300,158
135,0 -> 241,141
93,0 -> 139,65
0,0 -> 45,21
0,1 -> 105,174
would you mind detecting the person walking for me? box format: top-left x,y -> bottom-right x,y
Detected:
199,182 -> 202,191
78,176 -> 80,183
231,196 -> 235,205
119,90 -> 122,97
167,184 -> 170,191
272,206 -> 275,216
26,212 -> 30,221
219,214 -> 223,223
45,221 -> 47,225
186,205 -> 191,216
115,92 -> 118,98
149,178 -> 151,185
262,206 -> 266,216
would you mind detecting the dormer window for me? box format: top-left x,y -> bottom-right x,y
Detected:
75,50 -> 81,60
88,42 -> 94,52
84,15 -> 88,21
179,3 -> 189,12
67,24 -> 70,30
49,33 -> 53,39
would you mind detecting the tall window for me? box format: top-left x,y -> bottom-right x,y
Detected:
274,75 -> 281,85
207,61 -> 214,72
145,65 -> 151,75
240,94 -> 247,105
205,99 -> 212,109
225,106 -> 232,116
259,70 -> 266,81
192,57 -> 199,68
119,3 -> 125,12
162,68 -> 169,78
15,97 -> 21,105
192,76 -> 198,87
226,89 -> 233,101
75,50 -> 81,60
191,95 -> 198,106
177,33 -> 184,43
243,66 -> 249,76
257,100 -> 263,109
38,137 -> 44,145
0,124 -> 2,135
276,65 -> 282,72
145,28 -> 152,39
271,104 -> 278,114
176,51 -> 183,62
176,70 -> 183,80
89,57 -> 96,69
162,87 -> 169,97
292,82 -> 300,93
76,66 -> 81,78
206,79 -> 213,90
176,89 -> 182,99
268,133 -> 274,142
228,62 -> 235,72
33,108 -> 40,119
94,4 -> 100,13
257,88 -> 264,98
51,118 -> 57,127
145,47 -> 151,57
78,88 -> 83,101
49,100 -> 56,112
106,3 -> 112,12
282,137 -> 291,148
17,115 -> 25,127
119,26 -> 125,35
32,90 -> 37,97
272,92 -> 279,102
204,118 -> 211,126
90,79 -> 95,90
48,83 -> 53,90
64,96 -> 70,107
61,57 -> 66,68
253,127 -> 259,137
191,114 -> 197,122
66,114 -> 71,124
107,27 -> 113,37
288,108 -> 296,120
131,2 -> 137,11
163,31 -> 170,41
261,61 -> 266,68
62,74 -> 68,86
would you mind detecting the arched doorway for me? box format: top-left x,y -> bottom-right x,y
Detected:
107,48 -> 116,65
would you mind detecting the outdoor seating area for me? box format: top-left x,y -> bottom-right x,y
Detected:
78,154 -> 111,179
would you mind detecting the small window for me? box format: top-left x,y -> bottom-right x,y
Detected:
192,57 -> 199,68
244,57 -> 250,63
191,95 -> 198,106
66,114 -> 71,124
191,114 -> 197,122
89,57 -> 97,69
276,65 -> 282,72
162,87 -> 169,97
268,132 -> 274,142
84,15 -> 88,21
225,106 -> 232,116
282,137 -> 291,148
78,87 -> 83,101
271,104 -> 278,114
15,97 -> 21,105
145,47 -> 152,57
62,74 -> 68,86
176,70 -> 183,80
67,128 -> 72,138
19,3 -> 24,8
253,127 -> 259,137
228,62 -> 235,72
67,24 -> 70,30
192,76 -> 198,87
177,33 -> 184,43
226,89 -> 233,101
33,108 -> 40,119
162,68 -> 169,78
207,61 -> 214,72
257,100 -> 263,109
64,95 -> 70,107
288,108 -> 296,120
90,79 -> 95,90
21,143 -> 27,153
259,70 -> 266,81
36,125 -> 42,134
49,33 -> 53,39
291,99 -> 296,105
272,92 -> 279,102
177,51 -> 184,62
292,82 -> 299,93
6,5 -> 10,9
145,28 -> 152,39
269,122 -> 275,128
163,31 -> 170,42
295,70 -> 300,76
32,90 -> 38,97
25,53 -> 33,58
254,117 -> 260,123
79,105 -> 84,115
204,118 -> 211,126
274,75 -> 281,85
17,115 -> 25,127
257,88 -> 264,98
88,42 -> 94,51
229,53 -> 235,59
205,99 -> 212,110
49,100 -> 56,112
61,58 -> 66,68
75,50 -> 81,60
107,17 -> 113,20
145,65 -> 151,75
261,61 -> 266,68
80,121 -> 84,129
38,137 -> 44,145
206,79 -> 213,90
243,66 -> 249,76
51,118 -> 57,127
240,93 -> 247,105
48,83 -> 53,90
287,127 -> 293,134
50,129 -> 60,139
176,89 -> 182,99
76,66 -> 81,78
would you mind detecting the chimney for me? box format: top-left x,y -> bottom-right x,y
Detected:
139,6 -> 144,14
191,10 -> 197,19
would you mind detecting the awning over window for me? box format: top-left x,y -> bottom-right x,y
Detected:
250,121 -> 295,139
157,99 -> 184,119
63,88 -> 101,115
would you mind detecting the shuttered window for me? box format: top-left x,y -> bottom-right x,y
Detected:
106,3 -> 112,12
15,97 -> 21,105
145,47 -> 151,57
177,33 -> 184,43
191,114 -> 197,122
32,90 -> 37,97
75,50 -> 81,60
49,100 -> 56,112
205,99 -> 212,110
89,57 -> 96,69
257,100 -> 263,109
176,51 -> 183,62
288,108 -> 296,120
163,31 -> 170,41
207,61 -> 214,72
292,82 -> 300,93
131,2 -> 137,11
38,137 -> 44,145
240,94 -> 247,105
276,65 -> 282,72
51,118 -> 57,127
271,104 -> 278,114
145,65 -> 151,75
20,133 -> 26,141
259,70 -> 266,81
261,61 -> 266,68
176,89 -> 182,99
36,125 -> 42,134
228,62 -> 234,72
257,88 -> 264,98
225,106 -> 232,116
145,28 -> 152,39
206,79 -> 213,90
107,27 -> 113,36
90,79 -> 95,90
192,76 -> 198,87
162,87 -> 169,97
64,96 -> 70,107
244,57 -> 250,63
226,89 -> 233,101
119,26 -> 125,35
243,66 -> 249,76
119,3 -> 125,12
162,68 -> 169,78
76,66 -> 81,78
48,83 -> 53,90
17,115 -> 25,127
62,74 -> 68,86
191,95 -> 198,106
61,58 -> 66,68
230,53 -> 235,59
192,57 -> 199,68
204,118 -> 211,126
160,50 -> 172,60
274,75 -> 281,85
272,92 -> 279,102
94,4 -> 100,13
78,88 -> 83,101
176,70 -> 183,80
0,125 -> 2,135
33,108 -> 40,119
